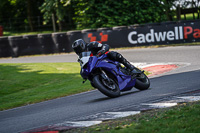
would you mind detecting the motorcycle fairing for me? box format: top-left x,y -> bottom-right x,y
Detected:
82,55 -> 136,91
96,59 -> 136,91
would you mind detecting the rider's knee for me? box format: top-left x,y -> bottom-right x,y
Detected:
107,51 -> 124,62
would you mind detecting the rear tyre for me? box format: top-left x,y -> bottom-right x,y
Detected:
93,75 -> 120,98
135,73 -> 150,90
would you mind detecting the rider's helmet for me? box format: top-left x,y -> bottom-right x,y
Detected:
72,39 -> 86,55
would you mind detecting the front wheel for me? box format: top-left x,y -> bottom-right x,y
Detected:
93,75 -> 120,98
135,72 -> 150,90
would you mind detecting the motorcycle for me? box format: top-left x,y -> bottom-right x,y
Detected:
78,51 -> 150,98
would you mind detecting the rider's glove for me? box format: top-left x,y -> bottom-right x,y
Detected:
97,50 -> 105,56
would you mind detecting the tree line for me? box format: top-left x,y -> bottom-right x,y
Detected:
0,0 -> 199,32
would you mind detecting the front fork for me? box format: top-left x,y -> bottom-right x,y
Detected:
82,68 -> 110,85
100,68 -> 111,83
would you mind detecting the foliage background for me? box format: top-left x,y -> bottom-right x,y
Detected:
0,0 -> 199,32
72,0 -> 167,29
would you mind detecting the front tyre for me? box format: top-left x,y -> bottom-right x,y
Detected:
135,73 -> 150,90
93,75 -> 120,98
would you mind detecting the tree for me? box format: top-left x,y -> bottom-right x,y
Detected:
27,0 -> 34,31
72,0 -> 167,29
0,0 -> 44,31
170,0 -> 200,19
162,0 -> 175,21
39,0 -> 71,31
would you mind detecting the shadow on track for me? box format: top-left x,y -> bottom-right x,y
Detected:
87,89 -> 141,103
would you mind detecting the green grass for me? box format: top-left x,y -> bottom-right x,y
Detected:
173,13 -> 199,20
109,103 -> 200,133
0,63 -> 92,110
70,102 -> 200,133
3,31 -> 54,36
181,13 -> 199,20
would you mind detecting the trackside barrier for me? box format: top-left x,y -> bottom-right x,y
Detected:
97,27 -> 112,47
122,20 -> 200,46
67,30 -> 82,52
82,29 -> 97,43
1,20 -> 200,58
52,32 -> 70,53
0,37 -> 11,57
8,36 -> 26,57
23,35 -> 42,55
111,26 -> 130,48
38,34 -> 56,54
0,26 -> 3,36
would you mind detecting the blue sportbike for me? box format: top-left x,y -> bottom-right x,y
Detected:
79,52 -> 150,98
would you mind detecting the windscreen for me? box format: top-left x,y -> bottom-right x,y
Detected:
80,51 -> 91,58
79,52 -> 91,67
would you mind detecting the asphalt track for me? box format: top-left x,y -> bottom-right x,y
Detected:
0,46 -> 200,133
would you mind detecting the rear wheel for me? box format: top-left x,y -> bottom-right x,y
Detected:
135,72 -> 150,90
93,75 -> 120,98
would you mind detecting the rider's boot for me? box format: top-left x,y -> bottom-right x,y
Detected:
115,52 -> 141,76
121,59 -> 136,75
122,59 -> 144,76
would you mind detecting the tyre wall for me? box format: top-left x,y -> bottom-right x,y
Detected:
0,37 -> 11,57
1,20 -> 200,58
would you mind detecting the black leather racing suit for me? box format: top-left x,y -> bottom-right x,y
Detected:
87,41 -> 134,71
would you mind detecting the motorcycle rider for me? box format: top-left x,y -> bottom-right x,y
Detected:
72,39 -> 135,74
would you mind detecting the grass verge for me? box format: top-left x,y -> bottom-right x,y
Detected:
67,101 -> 200,133
0,62 -> 92,110
3,31 -> 53,36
